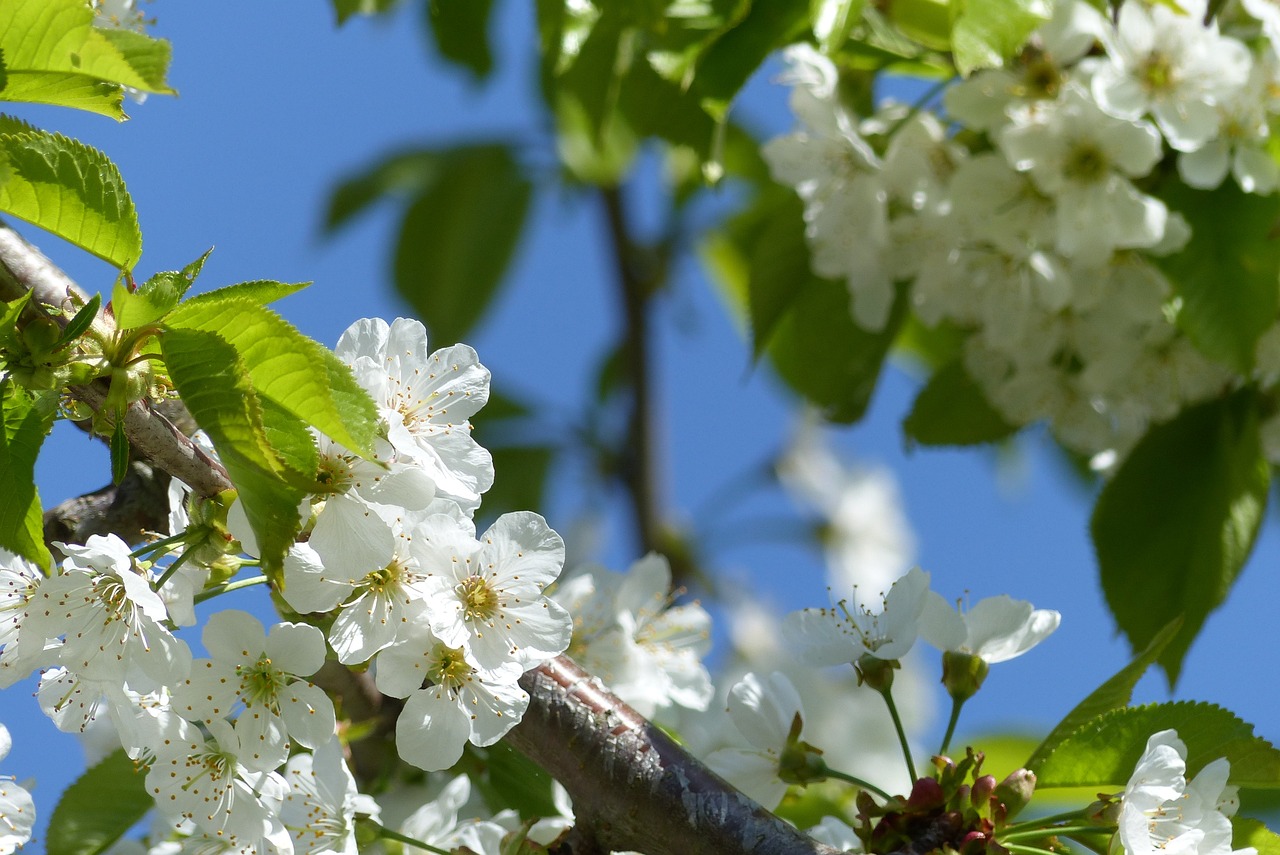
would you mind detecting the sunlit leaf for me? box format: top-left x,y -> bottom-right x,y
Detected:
46,750 -> 151,855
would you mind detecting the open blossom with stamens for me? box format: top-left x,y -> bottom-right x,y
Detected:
0,723 -> 34,855
336,317 -> 494,513
783,566 -> 931,665
419,510 -> 572,672
553,553 -> 713,718
21,534 -> 191,691
375,623 -> 529,772
1119,729 -> 1255,855
147,717 -> 289,842
283,502 -> 467,665
282,740 -> 378,855
705,672 -> 809,809
173,610 -> 335,771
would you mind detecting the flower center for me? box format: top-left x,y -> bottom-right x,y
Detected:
236,654 -> 286,709
458,575 -> 499,622
1063,141 -> 1108,183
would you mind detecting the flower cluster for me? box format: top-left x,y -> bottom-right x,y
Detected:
0,317 -> 589,851
765,0 -> 1280,462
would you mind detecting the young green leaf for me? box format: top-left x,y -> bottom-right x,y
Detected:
1091,391 -> 1269,685
393,144 -> 531,346
0,381 -> 54,570
109,416 -> 128,484
46,749 -> 151,855
113,249 -> 212,330
950,0 -> 1048,75
1154,181 -> 1280,374
1025,619 -> 1181,772
165,296 -> 378,459
690,0 -> 810,120
473,742 -> 561,820
0,73 -> 125,119
903,359 -> 1018,446
179,278 -> 310,308
1033,702 -> 1280,790
1234,818 -> 1280,855
160,327 -> 307,572
0,128 -> 142,268
54,292 -> 100,348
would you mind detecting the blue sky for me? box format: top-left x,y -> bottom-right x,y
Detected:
5,2 -> 1280,849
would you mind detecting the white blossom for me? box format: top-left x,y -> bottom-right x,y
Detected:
553,553 -> 713,718
336,317 -> 493,513
705,672 -> 807,809
281,741 -> 378,855
1119,729 -> 1255,855
783,566 -> 931,665
919,593 -> 1060,663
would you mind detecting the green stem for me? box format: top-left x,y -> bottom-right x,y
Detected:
193,574 -> 268,604
824,767 -> 894,802
375,824 -> 450,854
1002,826 -> 1107,843
154,547 -> 196,589
131,530 -> 188,558
877,684 -> 917,782
1002,809 -> 1092,835
1004,844 -> 1061,855
939,695 -> 964,757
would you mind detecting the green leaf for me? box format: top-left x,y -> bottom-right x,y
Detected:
903,359 -> 1017,446
55,291 -> 100,347
166,297 -> 378,459
0,127 -> 141,268
0,380 -> 53,570
425,0 -> 495,79
46,749 -> 151,855
1154,181 -> 1280,374
557,7 -> 631,144
113,249 -> 212,330
1026,619 -> 1181,773
0,0 -> 173,95
109,416 -> 128,484
1091,391 -> 1269,684
1235,818 -> 1280,855
474,742 -> 560,820
950,0 -> 1049,75
324,149 -> 443,232
180,279 -> 310,308
0,72 -> 124,119
160,327 -> 306,572
394,144 -> 531,345
477,444 -> 554,525
1033,702 -> 1280,790
690,0 -> 810,119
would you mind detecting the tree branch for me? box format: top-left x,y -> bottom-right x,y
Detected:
508,657 -> 842,855
0,221 -> 232,497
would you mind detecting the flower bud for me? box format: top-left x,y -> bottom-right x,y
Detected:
941,650 -> 989,702
971,774 -> 997,809
907,776 -> 945,811
995,769 -> 1036,820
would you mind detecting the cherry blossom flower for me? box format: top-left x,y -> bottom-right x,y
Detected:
419,511 -> 572,672
553,553 -> 713,718
336,317 -> 493,513
1091,0 -> 1250,151
0,724 -> 33,855
282,741 -> 378,854
1119,729 -> 1255,855
146,717 -> 289,841
919,593 -> 1060,664
705,672 -> 809,809
783,566 -> 931,665
375,624 -> 529,772
22,535 -> 191,692
173,610 -> 335,770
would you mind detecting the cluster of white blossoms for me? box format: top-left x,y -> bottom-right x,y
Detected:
0,317 -> 591,851
765,0 -> 1280,462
